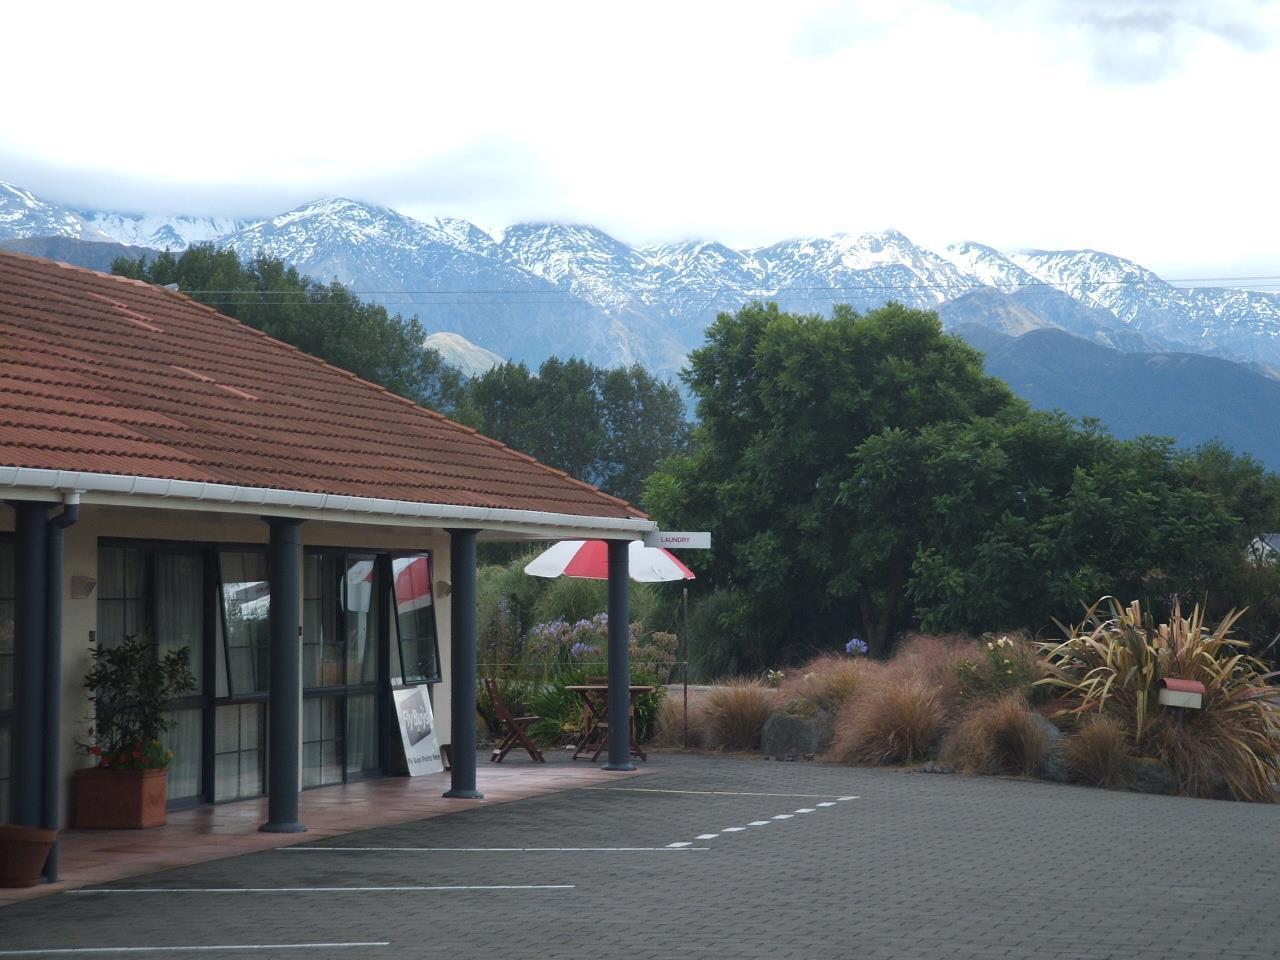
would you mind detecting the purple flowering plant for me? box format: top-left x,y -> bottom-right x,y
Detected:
845,637 -> 869,657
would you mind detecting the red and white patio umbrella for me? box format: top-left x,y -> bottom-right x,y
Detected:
524,539 -> 695,583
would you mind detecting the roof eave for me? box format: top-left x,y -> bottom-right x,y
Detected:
0,467 -> 655,540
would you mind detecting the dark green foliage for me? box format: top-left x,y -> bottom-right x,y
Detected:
647,301 -> 1017,662
465,358 -> 691,504
83,635 -> 197,769
112,245 -> 466,411
684,587 -> 774,680
647,301 -> 1280,667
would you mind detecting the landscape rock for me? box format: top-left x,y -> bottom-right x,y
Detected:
1032,714 -> 1070,782
1125,757 -> 1180,795
762,699 -> 833,760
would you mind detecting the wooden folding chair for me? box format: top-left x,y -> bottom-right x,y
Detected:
483,677 -> 545,763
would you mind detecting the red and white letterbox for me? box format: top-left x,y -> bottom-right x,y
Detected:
1158,678 -> 1205,709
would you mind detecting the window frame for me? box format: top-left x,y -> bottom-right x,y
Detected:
389,551 -> 443,687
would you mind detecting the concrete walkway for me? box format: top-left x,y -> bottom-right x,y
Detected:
1,752 -> 639,908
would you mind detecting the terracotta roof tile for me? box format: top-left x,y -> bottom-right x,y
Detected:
0,251 -> 644,521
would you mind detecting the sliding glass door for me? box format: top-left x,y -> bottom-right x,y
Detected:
302,552 -> 383,787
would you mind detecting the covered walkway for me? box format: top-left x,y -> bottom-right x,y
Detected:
0,755 -> 641,908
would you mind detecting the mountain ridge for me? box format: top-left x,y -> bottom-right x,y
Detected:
4,177 -> 1280,377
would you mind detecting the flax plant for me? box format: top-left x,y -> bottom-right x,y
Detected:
1038,597 -> 1280,801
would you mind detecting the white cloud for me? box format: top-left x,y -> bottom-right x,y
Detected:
1,0 -> 1278,276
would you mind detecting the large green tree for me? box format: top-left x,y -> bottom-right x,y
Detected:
465,358 -> 690,504
645,301 -> 1280,667
113,245 -> 465,410
645,301 -> 1017,658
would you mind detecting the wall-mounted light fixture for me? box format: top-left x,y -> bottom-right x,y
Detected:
70,575 -> 97,599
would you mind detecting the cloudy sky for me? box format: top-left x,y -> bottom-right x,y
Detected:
3,0 -> 1277,278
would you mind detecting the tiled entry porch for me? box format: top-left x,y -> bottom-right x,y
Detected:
1,756 -> 642,908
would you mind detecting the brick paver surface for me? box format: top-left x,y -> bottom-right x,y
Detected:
1,752 -> 1277,959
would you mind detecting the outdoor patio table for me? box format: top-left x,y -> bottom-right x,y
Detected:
564,684 -> 654,762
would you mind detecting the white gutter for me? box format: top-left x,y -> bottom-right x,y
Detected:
0,467 -> 655,539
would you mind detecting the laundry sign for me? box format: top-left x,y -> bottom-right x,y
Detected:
643,530 -> 711,550
393,686 -> 444,776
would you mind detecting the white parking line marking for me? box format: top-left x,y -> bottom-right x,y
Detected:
794,808 -> 816,813
282,846 -> 704,853
772,814 -> 794,819
747,820 -> 771,826
722,826 -> 746,832
817,802 -> 837,807
666,842 -> 694,848
695,834 -> 719,839
67,885 -> 574,895
0,945 -> 389,956
587,787 -> 851,799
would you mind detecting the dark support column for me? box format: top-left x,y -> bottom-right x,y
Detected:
43,496 -> 78,882
260,517 -> 306,833
11,502 -> 49,827
604,539 -> 635,771
444,528 -> 482,799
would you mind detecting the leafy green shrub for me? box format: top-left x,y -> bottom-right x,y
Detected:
82,635 -> 196,770
528,675 -> 589,746
939,694 -> 1046,776
685,589 -> 773,680
830,676 -> 943,765
1039,597 -> 1280,801
702,680 -> 774,751
1063,714 -> 1131,788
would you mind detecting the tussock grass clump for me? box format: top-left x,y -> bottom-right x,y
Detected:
1063,714 -> 1130,788
777,654 -> 873,710
830,676 -> 943,765
650,695 -> 707,748
940,694 -> 1046,776
702,680 -> 774,751
890,633 -> 978,719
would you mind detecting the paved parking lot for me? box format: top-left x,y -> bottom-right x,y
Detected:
2,753 -> 1277,959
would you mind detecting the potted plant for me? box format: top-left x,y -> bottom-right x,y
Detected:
75,635 -> 196,829
0,824 -> 57,887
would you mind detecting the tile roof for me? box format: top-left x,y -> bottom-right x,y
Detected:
0,250 -> 644,521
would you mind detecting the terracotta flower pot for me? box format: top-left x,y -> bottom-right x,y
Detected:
0,824 -> 56,887
73,767 -> 169,829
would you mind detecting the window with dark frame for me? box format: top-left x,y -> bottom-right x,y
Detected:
391,554 -> 442,685
302,551 -> 385,787
96,543 -> 207,803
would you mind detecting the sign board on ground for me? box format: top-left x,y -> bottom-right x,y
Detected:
393,686 -> 444,776
644,530 -> 711,550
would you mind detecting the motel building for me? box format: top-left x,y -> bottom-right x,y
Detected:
0,249 -> 654,876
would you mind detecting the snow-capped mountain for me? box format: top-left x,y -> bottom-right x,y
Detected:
423,332 -> 504,377
0,180 -> 109,241
4,177 -> 1280,376
219,198 -> 690,373
82,211 -> 251,251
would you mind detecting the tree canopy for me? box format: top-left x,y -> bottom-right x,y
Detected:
645,301 -> 1280,670
113,245 -> 464,410
465,357 -> 691,505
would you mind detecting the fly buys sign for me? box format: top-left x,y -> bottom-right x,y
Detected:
393,686 -> 444,776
